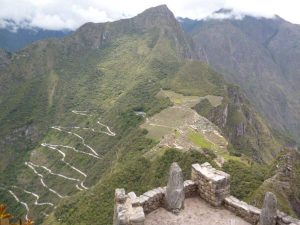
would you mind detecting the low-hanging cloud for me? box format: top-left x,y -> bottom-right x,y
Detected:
0,0 -> 299,30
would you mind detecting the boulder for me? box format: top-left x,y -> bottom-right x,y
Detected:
259,192 -> 277,225
165,162 -> 185,214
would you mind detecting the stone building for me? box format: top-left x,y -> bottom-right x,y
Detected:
113,162 -> 300,225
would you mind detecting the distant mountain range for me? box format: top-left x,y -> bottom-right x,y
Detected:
0,5 -> 300,225
0,26 -> 72,52
179,11 -> 300,146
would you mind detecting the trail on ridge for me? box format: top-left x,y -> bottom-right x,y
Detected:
8,110 -> 116,219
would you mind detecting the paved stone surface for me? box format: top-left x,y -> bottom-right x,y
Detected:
144,197 -> 251,225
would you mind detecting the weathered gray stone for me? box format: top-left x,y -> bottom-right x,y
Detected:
113,204 -> 128,225
183,180 -> 197,197
165,162 -> 185,214
259,192 -> 277,225
129,206 -> 145,225
115,188 -> 127,204
128,192 -> 137,200
224,195 -> 261,224
192,162 -> 230,206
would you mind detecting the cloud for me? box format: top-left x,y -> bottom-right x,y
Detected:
0,0 -> 299,30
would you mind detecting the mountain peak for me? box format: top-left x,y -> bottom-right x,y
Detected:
135,4 -> 176,27
141,4 -> 171,15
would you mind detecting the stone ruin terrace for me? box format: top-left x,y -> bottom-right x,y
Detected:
145,197 -> 250,225
113,162 -> 300,225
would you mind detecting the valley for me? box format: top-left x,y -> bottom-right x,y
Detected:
0,4 -> 299,225
1,110 -> 116,222
141,89 -> 237,166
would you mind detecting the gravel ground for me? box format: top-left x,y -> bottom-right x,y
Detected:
144,197 -> 251,225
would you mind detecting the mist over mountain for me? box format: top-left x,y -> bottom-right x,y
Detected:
0,24 -> 72,52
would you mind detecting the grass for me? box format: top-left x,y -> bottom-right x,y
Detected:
188,130 -> 214,150
223,160 -> 270,200
0,9 -> 286,225
157,89 -> 201,107
50,148 -> 216,225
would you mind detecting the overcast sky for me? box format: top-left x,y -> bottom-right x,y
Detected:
0,0 -> 299,30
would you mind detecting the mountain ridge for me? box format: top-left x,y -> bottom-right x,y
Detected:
180,14 -> 300,145
0,5 -> 296,225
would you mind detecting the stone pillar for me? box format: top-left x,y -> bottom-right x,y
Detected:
165,162 -> 185,214
191,162 -> 230,206
113,188 -> 128,225
259,192 -> 277,225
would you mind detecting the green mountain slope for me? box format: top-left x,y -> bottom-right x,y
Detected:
0,5 -> 284,225
180,13 -> 300,145
250,148 -> 300,217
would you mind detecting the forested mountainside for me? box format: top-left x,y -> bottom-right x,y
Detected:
0,5 -> 298,225
180,12 -> 300,146
0,27 -> 71,52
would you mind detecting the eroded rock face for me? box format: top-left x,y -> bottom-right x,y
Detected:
165,162 -> 185,214
259,192 -> 277,225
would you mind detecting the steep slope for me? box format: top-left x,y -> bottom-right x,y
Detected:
0,48 -> 11,71
194,85 -> 281,163
0,27 -> 71,52
181,13 -> 300,144
0,5 -> 200,224
0,5 -> 283,225
250,148 -> 300,217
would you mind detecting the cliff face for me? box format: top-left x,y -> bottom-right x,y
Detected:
194,85 -> 281,163
250,149 -> 300,217
181,15 -> 300,144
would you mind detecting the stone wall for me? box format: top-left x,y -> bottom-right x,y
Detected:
113,162 -> 300,225
191,162 -> 230,206
224,195 -> 261,224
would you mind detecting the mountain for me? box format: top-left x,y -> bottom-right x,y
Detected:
0,5 -> 290,225
0,26 -> 72,52
250,148 -> 300,218
0,49 -> 11,71
179,12 -> 300,145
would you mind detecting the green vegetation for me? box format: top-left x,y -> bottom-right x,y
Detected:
194,85 -> 282,163
223,160 -> 270,200
51,148 -> 215,225
0,5 -> 288,225
188,130 -> 214,149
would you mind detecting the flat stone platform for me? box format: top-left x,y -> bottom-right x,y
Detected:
144,197 -> 251,225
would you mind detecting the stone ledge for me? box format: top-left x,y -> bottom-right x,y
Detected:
224,196 -> 261,224
140,187 -> 165,214
192,162 -> 230,183
277,210 -> 300,225
113,162 -> 300,225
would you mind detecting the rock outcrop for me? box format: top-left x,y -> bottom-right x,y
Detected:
259,192 -> 277,225
165,162 -> 185,214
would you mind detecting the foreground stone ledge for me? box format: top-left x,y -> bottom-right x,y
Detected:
192,162 -> 230,206
224,195 -> 261,224
113,162 -> 300,225
183,180 -> 197,198
277,211 -> 300,225
141,187 -> 165,214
